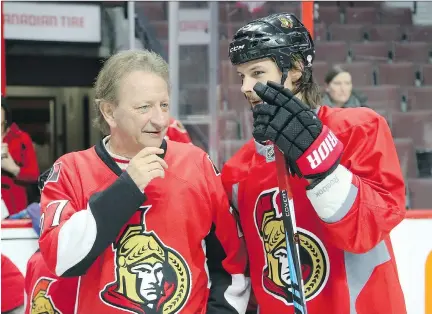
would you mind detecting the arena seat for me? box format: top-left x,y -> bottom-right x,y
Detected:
405,87 -> 432,111
377,62 -> 417,86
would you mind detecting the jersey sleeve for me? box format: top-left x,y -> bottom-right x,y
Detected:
202,154 -> 251,314
39,154 -> 146,277
221,140 -> 255,212
305,113 -> 406,253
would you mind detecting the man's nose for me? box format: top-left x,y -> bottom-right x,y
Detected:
150,105 -> 167,127
241,77 -> 257,94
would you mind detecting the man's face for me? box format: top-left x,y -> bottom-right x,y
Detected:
236,58 -> 294,108
326,72 -> 352,107
111,70 -> 170,150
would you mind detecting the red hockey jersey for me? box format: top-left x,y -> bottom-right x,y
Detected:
39,139 -> 250,314
221,106 -> 407,314
25,251 -> 78,314
1,254 -> 24,312
165,118 -> 192,143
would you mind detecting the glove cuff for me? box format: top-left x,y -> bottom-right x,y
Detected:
296,126 -> 343,178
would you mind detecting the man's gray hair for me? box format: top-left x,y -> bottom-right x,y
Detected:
93,49 -> 169,135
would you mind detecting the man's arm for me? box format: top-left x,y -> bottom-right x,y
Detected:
306,114 -> 406,253
15,133 -> 39,182
203,155 -> 250,314
251,82 -> 405,254
39,155 -> 146,277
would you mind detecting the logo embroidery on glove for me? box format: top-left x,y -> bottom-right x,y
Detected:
306,131 -> 339,169
266,145 -> 275,163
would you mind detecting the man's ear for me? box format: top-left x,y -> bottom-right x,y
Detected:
290,60 -> 304,83
99,101 -> 117,128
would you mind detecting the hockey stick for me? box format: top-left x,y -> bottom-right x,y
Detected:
274,146 -> 308,314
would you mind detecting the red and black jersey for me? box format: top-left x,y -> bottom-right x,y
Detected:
39,139 -> 250,314
222,106 -> 407,314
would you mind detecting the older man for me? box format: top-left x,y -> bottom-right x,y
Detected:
39,50 -> 250,314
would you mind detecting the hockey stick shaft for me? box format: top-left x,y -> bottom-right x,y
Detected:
274,146 -> 308,314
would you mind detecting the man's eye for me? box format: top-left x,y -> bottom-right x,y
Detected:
138,105 -> 150,111
253,71 -> 264,76
161,103 -> 169,108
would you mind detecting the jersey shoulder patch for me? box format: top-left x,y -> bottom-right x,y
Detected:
39,162 -> 62,191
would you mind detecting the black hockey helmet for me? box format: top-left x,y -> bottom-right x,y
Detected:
228,13 -> 315,82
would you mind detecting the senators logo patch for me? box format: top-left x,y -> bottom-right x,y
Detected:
100,206 -> 191,314
254,188 -> 330,305
279,16 -> 294,29
30,277 -> 61,314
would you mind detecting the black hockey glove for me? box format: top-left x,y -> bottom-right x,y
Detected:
252,81 -> 344,182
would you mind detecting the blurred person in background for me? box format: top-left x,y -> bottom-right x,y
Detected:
1,96 -> 40,216
38,49 -> 249,314
322,65 -> 368,108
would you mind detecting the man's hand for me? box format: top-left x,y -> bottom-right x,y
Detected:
1,144 -> 20,176
126,147 -> 168,191
252,81 -> 343,183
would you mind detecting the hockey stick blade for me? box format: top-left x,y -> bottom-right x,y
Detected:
274,146 -> 308,314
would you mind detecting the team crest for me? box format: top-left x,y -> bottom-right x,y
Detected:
30,277 -> 61,314
100,206 -> 191,314
254,188 -> 329,305
279,16 -> 294,29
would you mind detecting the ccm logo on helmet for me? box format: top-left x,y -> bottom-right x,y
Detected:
306,131 -> 339,169
230,44 -> 245,53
